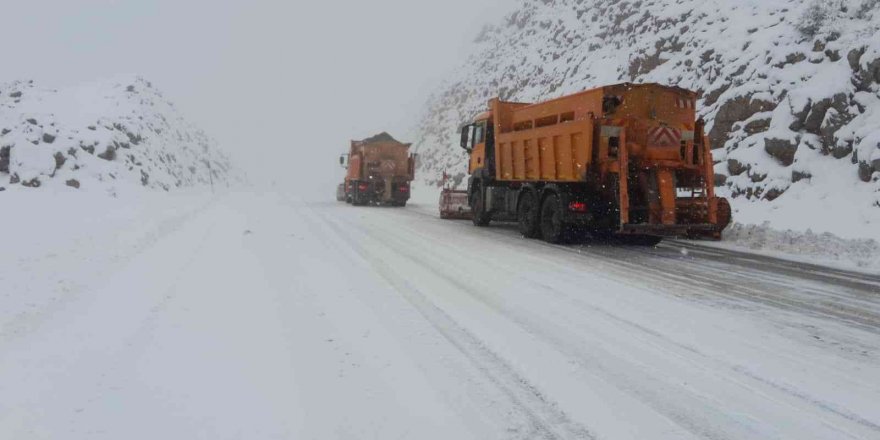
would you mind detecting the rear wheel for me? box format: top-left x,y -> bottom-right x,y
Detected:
352,184 -> 367,206
715,197 -> 732,234
517,191 -> 540,238
540,193 -> 566,244
471,188 -> 491,227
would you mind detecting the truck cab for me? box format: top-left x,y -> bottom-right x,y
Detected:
461,112 -> 493,176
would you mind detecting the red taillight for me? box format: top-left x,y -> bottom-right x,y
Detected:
568,201 -> 588,212
358,183 -> 369,191
398,185 -> 409,193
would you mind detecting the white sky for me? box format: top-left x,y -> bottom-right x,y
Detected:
0,0 -> 515,191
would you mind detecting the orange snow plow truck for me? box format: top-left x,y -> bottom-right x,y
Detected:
339,132 -> 415,206
460,83 -> 730,245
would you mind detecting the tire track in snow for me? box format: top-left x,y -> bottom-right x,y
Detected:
403,205 -> 880,432
535,235 -> 880,333
303,203 -> 596,440
0,196 -> 220,345
330,211 -> 756,439
666,240 -> 880,290
365,206 -> 880,376
71,211 -> 222,414
0,200 -> 226,438
398,202 -> 880,291
391,205 -> 880,334
328,202 -> 880,439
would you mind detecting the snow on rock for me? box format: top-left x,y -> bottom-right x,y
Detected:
412,0 -> 880,238
0,76 -> 236,193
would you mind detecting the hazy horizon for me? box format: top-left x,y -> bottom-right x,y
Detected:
1,0 -> 515,191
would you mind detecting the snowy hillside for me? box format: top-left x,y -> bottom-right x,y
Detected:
0,76 -> 235,193
413,0 -> 880,238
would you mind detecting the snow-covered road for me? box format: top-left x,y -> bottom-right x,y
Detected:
2,192 -> 879,439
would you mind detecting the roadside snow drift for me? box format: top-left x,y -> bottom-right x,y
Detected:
0,76 -> 235,192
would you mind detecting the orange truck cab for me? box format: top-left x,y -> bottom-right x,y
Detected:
339,132 -> 415,206
460,83 -> 730,244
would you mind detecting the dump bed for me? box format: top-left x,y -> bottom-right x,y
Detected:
346,133 -> 414,181
491,83 -> 699,183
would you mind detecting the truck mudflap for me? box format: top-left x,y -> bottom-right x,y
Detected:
671,196 -> 732,239
439,188 -> 472,219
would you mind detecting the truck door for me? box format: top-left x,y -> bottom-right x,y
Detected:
464,122 -> 481,173
484,120 -> 495,177
466,120 -> 493,176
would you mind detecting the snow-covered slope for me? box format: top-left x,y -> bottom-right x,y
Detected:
413,0 -> 880,238
0,76 -> 235,193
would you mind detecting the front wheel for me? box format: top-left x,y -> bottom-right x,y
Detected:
471,188 -> 491,227
517,191 -> 540,238
540,194 -> 566,244
352,185 -> 367,206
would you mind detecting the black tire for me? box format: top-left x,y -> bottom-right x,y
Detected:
352,185 -> 367,206
618,234 -> 663,246
471,187 -> 491,227
588,229 -> 615,243
517,190 -> 541,238
540,193 -> 566,244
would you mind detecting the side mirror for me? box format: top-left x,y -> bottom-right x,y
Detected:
339,154 -> 348,169
460,125 -> 471,150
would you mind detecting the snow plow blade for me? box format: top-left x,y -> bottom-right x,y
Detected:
439,188 -> 472,220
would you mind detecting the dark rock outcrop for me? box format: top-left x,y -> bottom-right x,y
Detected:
709,95 -> 775,149
727,159 -> 748,176
0,146 -> 9,173
97,145 -> 116,161
764,137 -> 798,166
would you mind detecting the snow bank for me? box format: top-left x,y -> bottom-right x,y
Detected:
0,76 -> 237,193
714,221 -> 880,273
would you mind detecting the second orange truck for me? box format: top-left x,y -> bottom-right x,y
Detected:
339,132 -> 415,206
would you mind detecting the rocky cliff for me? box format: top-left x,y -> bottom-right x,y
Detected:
413,0 -> 880,214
